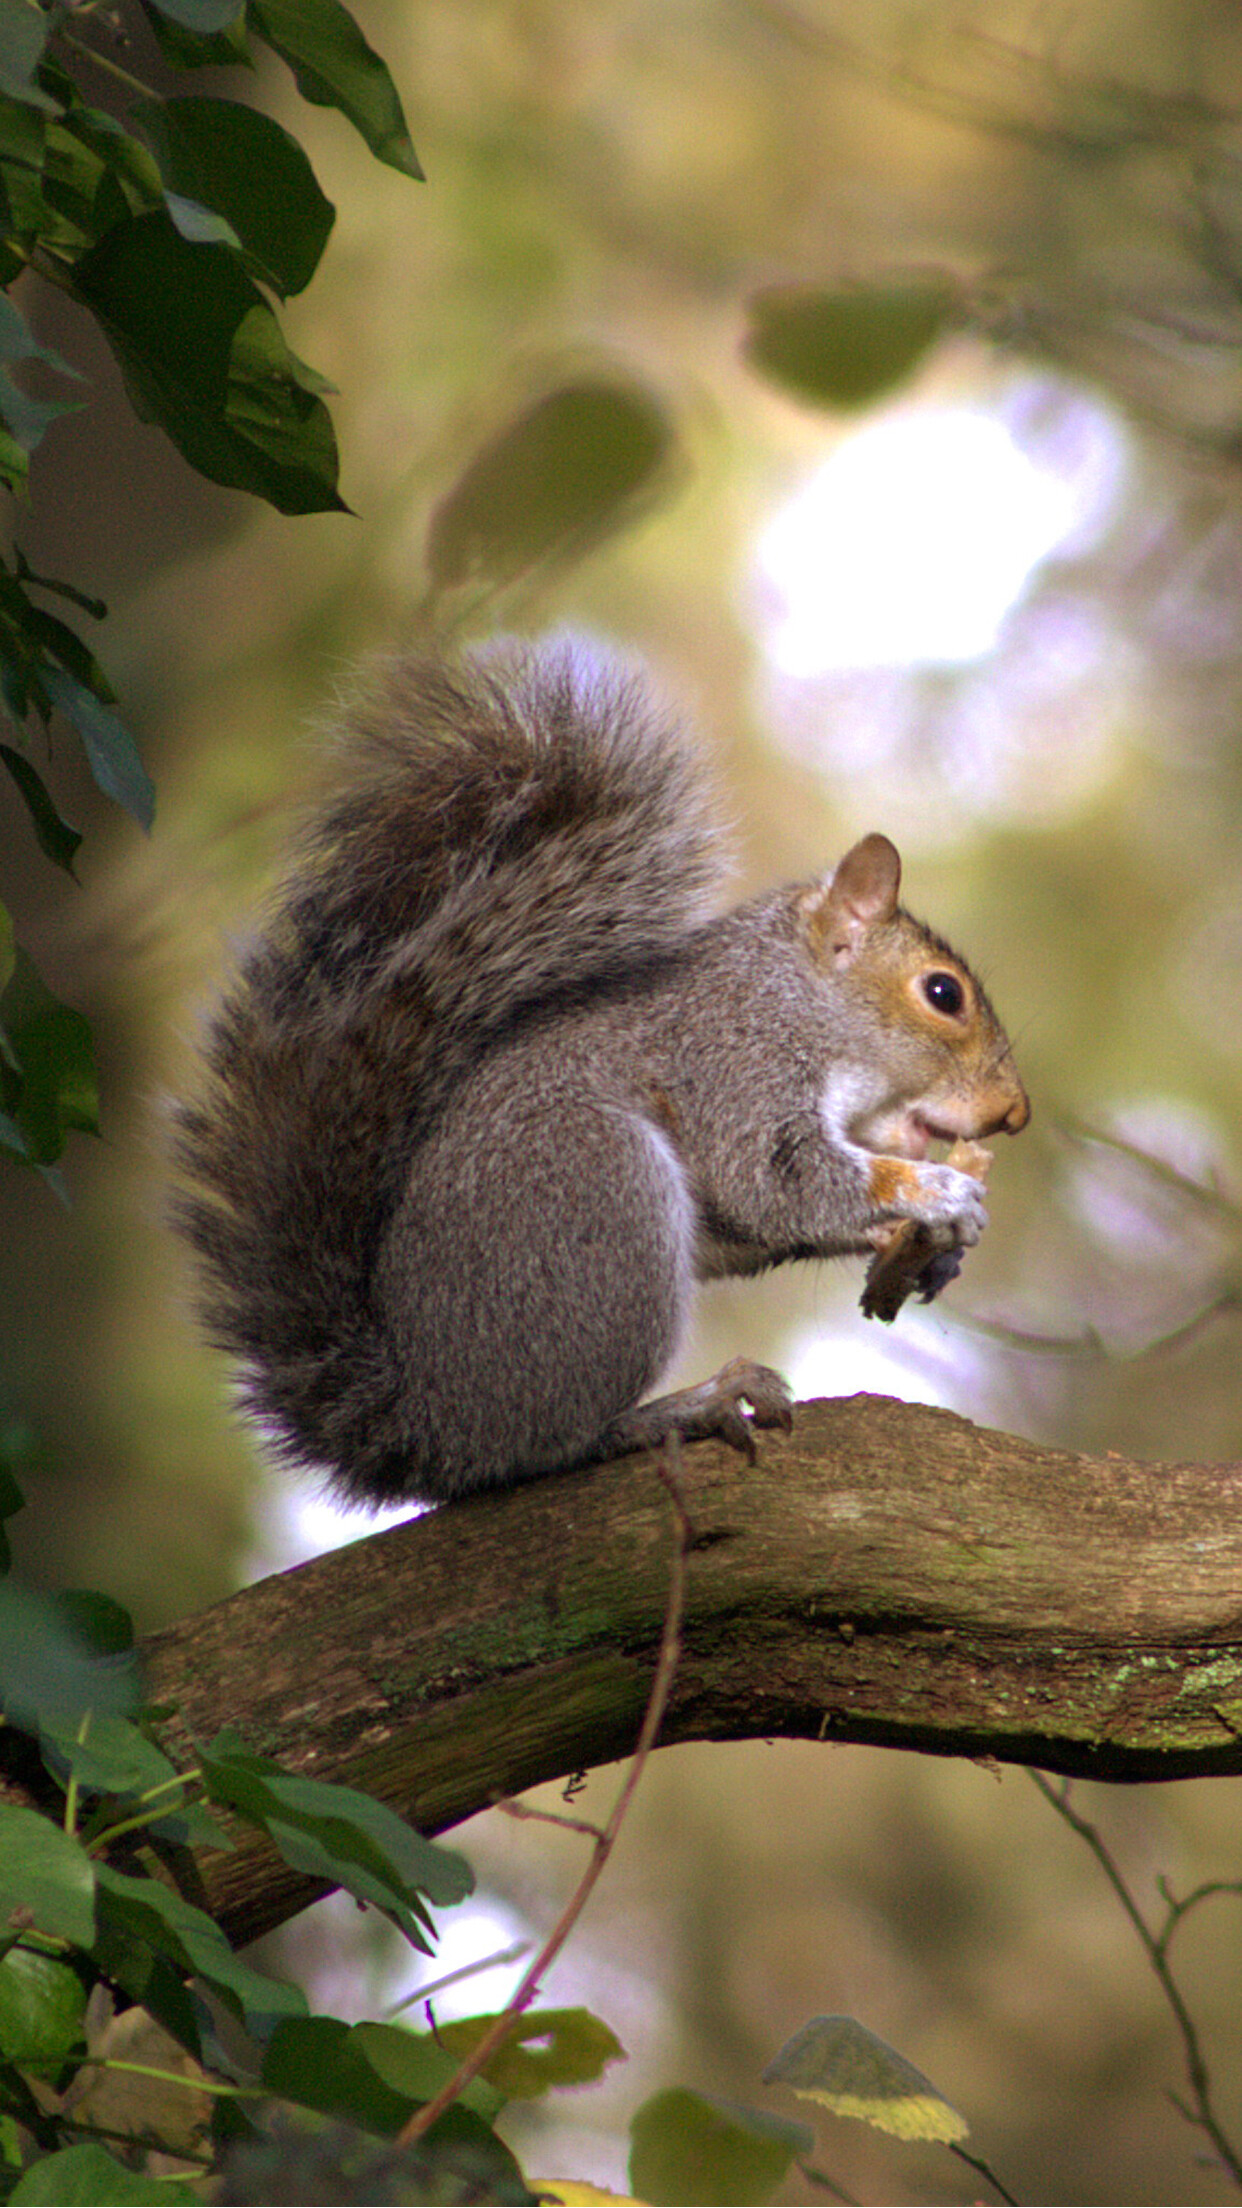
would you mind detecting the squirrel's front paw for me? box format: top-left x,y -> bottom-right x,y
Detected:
866,1156 -> 988,1247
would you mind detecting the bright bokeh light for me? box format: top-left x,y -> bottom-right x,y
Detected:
754,387 -> 1128,674
749,377 -> 1134,841
786,1308 -> 988,1414
389,1896 -> 533,2022
246,1480 -> 421,1578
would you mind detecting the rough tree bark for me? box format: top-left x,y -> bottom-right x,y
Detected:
87,1390 -> 1242,1950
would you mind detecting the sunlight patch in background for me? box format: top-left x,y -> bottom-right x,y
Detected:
785,1304 -> 1002,1422
389,1896 -> 532,2024
750,373 -> 1133,843
755,392 -> 1123,674
245,1483 -> 420,1578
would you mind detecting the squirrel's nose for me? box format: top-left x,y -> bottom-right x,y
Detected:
1002,1086 -> 1031,1135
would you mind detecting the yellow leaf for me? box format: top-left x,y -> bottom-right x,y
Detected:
762,2014 -> 969,2144
533,2184 -> 647,2205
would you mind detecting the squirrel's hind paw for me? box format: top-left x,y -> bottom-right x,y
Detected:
600,1356 -> 793,1466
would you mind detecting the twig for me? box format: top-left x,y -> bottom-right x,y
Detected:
964,1294 -> 1237,1365
1030,1772 -> 1242,2188
394,1439 -> 691,2147
496,1797 -> 606,1844
1058,1119 -> 1242,1224
385,1942 -> 532,2017
1154,1877 -> 1242,1963
950,2138 -> 1020,2205
799,2163 -> 861,2205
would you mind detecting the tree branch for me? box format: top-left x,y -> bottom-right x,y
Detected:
20,1394 -> 1242,1948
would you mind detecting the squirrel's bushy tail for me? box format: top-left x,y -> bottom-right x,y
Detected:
170,638 -> 725,1487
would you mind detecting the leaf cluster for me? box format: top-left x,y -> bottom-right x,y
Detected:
0,1451 -> 1014,2206
0,1477 -> 523,2201
0,0 -> 420,1184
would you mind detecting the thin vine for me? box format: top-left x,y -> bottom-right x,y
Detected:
395,1442 -> 693,2148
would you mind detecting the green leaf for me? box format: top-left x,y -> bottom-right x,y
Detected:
0,746 -> 81,875
129,95 -> 334,297
249,0 -> 422,178
0,1804 -> 95,1947
0,117 -> 52,273
419,2105 -> 534,2203
629,2089 -> 812,2207
0,293 -> 79,384
140,5 -> 251,72
91,1930 -> 203,2064
353,2019 -> 502,2122
0,945 -> 98,1164
201,2108 -> 531,2205
0,421 -> 28,495
0,87 -> 46,166
436,2007 -> 625,2100
743,280 -> 955,411
0,746 -> 82,875
94,1864 -> 307,2039
71,209 -> 345,514
426,377 -> 676,592
261,2015 -> 423,2135
162,188 -> 241,249
0,368 -> 81,454
2,588 -> 107,718
144,0 -> 245,29
55,1590 -> 135,1658
225,301 -> 344,494
762,2014 -> 970,2143
262,1814 -> 440,1949
149,1796 -> 235,1853
11,2142 -> 199,2204
0,1946 -> 86,2071
0,574 -> 140,822
50,96 -> 169,224
0,1439 -> 24,1575
0,1579 -> 136,1736
42,666 -> 154,830
0,233 -> 80,426
40,1712 -> 178,1801
0,8 -> 58,111
34,117 -> 125,261
10,553 -> 107,622
198,1733 -> 472,1949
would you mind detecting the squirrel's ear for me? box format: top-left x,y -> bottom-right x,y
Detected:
800,833 -> 901,965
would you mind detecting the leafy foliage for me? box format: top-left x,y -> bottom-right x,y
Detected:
196,1732 -> 473,1953
0,1466 -> 1018,2203
0,1503 -> 534,2201
0,0 -> 420,1179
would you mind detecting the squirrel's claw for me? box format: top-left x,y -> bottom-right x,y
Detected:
599,1357 -> 794,1466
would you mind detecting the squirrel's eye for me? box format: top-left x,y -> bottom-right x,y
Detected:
923,969 -> 966,1018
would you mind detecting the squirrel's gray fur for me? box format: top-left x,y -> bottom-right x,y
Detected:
172,636 -> 1027,1507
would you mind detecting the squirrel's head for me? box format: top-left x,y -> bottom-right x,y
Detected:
799,832 -> 1031,1155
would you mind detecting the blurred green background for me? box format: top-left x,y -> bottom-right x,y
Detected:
8,0 -> 1242,2197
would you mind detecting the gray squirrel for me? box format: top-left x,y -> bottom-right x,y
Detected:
172,637 -> 1029,1507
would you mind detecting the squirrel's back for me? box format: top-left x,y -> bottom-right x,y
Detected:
171,638 -> 726,1489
